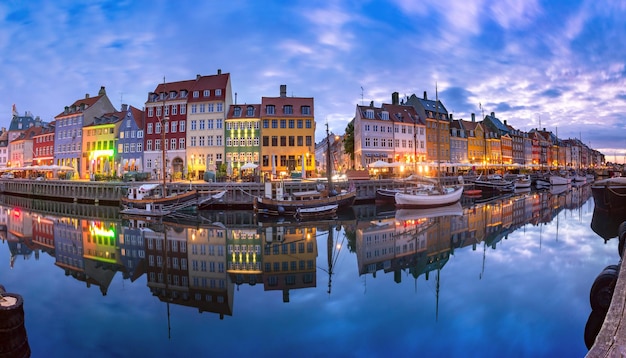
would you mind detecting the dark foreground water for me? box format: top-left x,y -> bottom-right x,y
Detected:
0,185 -> 623,358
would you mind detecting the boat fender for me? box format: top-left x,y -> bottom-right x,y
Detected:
618,221 -> 626,258
589,265 -> 619,311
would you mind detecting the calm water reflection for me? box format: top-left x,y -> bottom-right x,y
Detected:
0,184 -> 623,357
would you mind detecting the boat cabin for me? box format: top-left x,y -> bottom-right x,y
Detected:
127,183 -> 161,200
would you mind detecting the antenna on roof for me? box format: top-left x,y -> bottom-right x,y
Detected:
360,87 -> 364,106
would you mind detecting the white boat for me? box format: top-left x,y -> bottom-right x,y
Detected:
514,174 -> 532,189
394,183 -> 464,208
121,183 -> 198,216
572,173 -> 587,183
471,174 -> 515,193
550,175 -> 571,186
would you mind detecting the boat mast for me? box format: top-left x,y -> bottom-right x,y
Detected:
326,122 -> 333,190
435,84 -> 441,183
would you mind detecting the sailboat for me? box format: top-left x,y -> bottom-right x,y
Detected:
254,123 -> 356,217
121,79 -> 199,217
394,85 -> 464,208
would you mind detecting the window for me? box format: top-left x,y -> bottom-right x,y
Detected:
216,119 -> 222,129
215,89 -> 222,96
155,122 -> 161,134
199,120 -> 205,130
306,136 -> 312,146
191,136 -> 196,146
147,140 -> 152,151
172,105 -> 177,115
191,120 -> 197,130
180,105 -> 186,115
234,107 -> 241,117
199,104 -> 205,113
193,91 -> 199,98
271,136 -> 278,146
156,107 -> 162,117
203,89 -> 210,97
147,123 -> 153,134
247,106 -> 254,116
280,136 -> 286,146
217,103 -> 223,112
266,105 -> 275,114
283,105 -> 293,114
164,105 -> 169,116
272,120 -> 278,128
179,138 -> 185,149
306,120 -> 312,128
171,121 -> 177,133
288,120 -> 294,128
148,108 -> 154,117
207,103 -> 214,112
280,120 -> 286,128
180,121 -> 185,132
191,104 -> 197,114
301,106 -> 310,115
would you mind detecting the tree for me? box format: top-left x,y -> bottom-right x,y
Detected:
343,119 -> 355,169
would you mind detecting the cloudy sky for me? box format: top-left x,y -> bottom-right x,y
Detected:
1,0 -> 626,162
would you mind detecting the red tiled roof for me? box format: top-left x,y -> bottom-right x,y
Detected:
227,104 -> 261,119
129,105 -> 144,129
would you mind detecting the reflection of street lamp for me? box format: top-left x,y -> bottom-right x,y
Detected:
190,154 -> 195,180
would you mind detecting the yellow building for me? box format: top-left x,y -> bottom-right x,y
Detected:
260,85 -> 315,179
81,112 -> 122,179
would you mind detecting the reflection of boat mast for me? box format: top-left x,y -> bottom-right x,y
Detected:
322,223 -> 344,296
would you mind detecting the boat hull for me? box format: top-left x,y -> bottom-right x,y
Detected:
121,189 -> 198,212
591,177 -> 626,212
254,190 -> 356,216
471,180 -> 515,194
394,186 -> 464,208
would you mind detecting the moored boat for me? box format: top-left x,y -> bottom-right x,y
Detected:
471,174 -> 515,194
394,183 -> 464,208
254,181 -> 356,216
514,174 -> 532,189
121,183 -> 199,215
591,177 -> 626,212
295,204 -> 338,220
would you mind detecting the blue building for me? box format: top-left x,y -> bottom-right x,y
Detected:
53,86 -> 115,178
117,104 -> 144,174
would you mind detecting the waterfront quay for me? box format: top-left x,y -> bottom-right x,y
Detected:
0,176 -> 462,206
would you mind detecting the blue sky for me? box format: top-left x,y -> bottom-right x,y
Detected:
1,0 -> 626,162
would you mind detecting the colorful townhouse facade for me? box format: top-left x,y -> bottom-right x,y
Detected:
117,105 -> 144,174
187,71 -> 232,179
53,87 -> 115,178
33,124 -> 55,167
406,91 -> 451,166
82,110 -> 123,179
144,79 -> 193,181
225,104 -> 261,179
260,85 -> 315,179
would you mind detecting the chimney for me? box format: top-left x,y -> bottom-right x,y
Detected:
121,104 -> 128,112
491,111 -> 495,118
280,84 -> 287,97
449,114 -> 453,120
217,69 -> 222,75
64,106 -> 69,114
392,92 -> 399,105
85,93 -> 90,99
370,101 -> 374,108
98,86 -> 106,95
504,119 -> 507,125
196,74 -> 201,80
423,91 -> 428,100
471,113 -> 475,122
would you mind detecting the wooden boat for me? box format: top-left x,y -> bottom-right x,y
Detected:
591,177 -> 626,212
295,204 -> 338,220
254,181 -> 356,216
121,184 -> 198,214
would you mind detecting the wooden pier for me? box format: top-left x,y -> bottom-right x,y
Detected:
0,177 -> 463,207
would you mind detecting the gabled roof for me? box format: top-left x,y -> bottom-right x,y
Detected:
11,126 -> 43,142
128,105 -> 144,129
380,103 -> 422,125
484,112 -> 510,134
84,111 -> 124,127
55,95 -> 104,118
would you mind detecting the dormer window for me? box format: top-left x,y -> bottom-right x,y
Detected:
169,92 -> 176,99
365,109 -> 374,119
301,106 -> 311,115
380,111 -> 389,120
266,105 -> 275,115
160,93 -> 165,100
215,89 -> 222,96
246,106 -> 254,117
203,90 -> 210,97
181,90 -> 187,98
283,105 -> 293,114
234,106 -> 242,117
193,91 -> 199,98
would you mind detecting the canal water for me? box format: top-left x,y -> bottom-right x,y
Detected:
0,184 -> 623,357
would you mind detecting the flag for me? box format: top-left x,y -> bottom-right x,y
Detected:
12,104 -> 17,116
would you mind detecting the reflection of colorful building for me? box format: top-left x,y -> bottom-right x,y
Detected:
82,220 -> 121,295
82,111 -> 123,179
54,217 -> 85,277
261,225 -> 317,302
32,213 -> 56,256
188,225 -> 233,318
227,227 -> 262,286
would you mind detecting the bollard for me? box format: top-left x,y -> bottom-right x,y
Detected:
0,291 -> 30,358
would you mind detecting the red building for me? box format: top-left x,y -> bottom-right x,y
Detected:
33,123 -> 55,166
